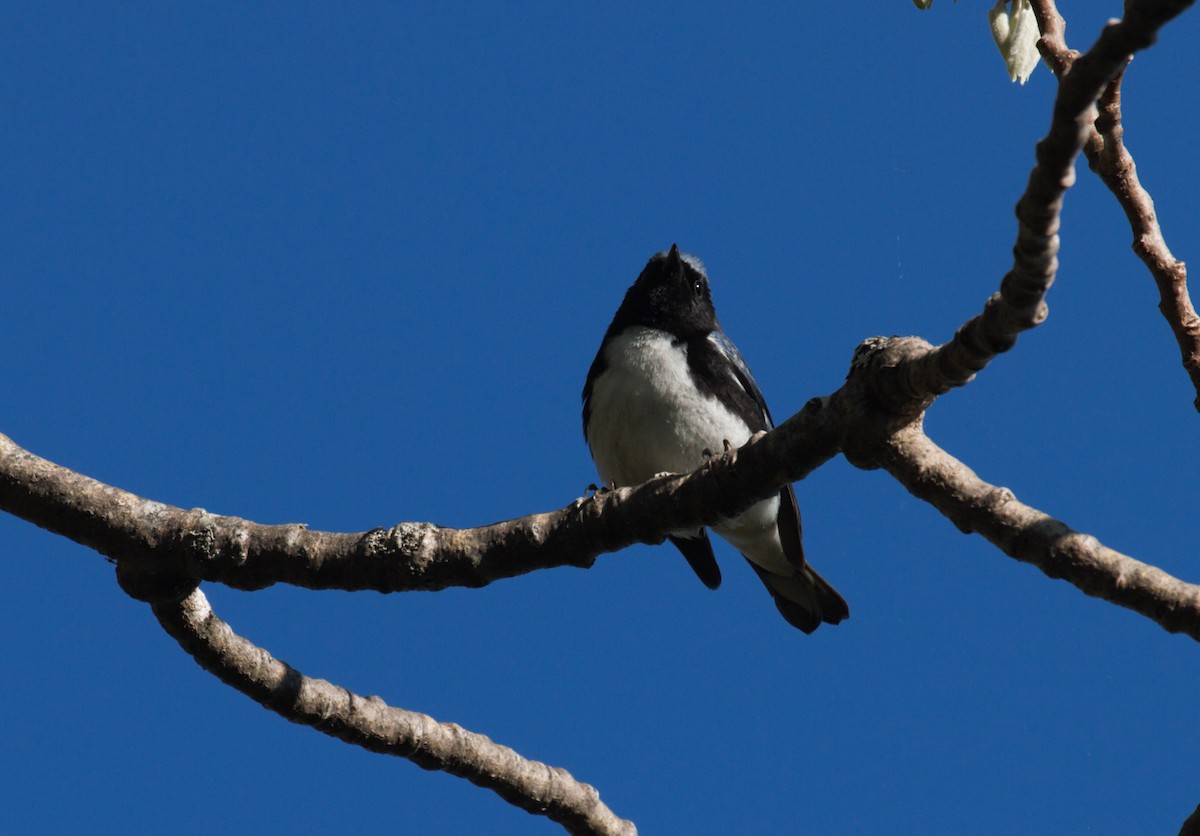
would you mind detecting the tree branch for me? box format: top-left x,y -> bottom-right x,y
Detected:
901,0 -> 1194,404
2,3 -> 1197,830
7,329 -> 1200,646
877,421 -> 1200,638
150,588 -> 635,836
0,405 -> 841,595
1032,0 -> 1200,409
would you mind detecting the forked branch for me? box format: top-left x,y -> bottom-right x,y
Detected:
0,2 -> 1196,833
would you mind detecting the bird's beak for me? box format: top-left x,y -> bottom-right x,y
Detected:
666,243 -> 683,273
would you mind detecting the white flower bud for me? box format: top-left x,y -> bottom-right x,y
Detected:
989,0 -> 1041,84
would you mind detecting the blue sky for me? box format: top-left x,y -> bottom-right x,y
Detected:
3,3 -> 1199,834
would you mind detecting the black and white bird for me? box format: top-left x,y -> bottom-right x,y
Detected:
582,245 -> 848,633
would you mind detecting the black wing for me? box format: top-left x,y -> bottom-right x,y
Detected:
686,329 -> 773,434
692,329 -> 814,578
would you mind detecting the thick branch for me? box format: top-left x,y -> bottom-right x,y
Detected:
7,330 -> 1200,649
878,422 -> 1200,639
0,403 -> 840,593
151,588 -> 634,836
894,0 -> 1195,406
1032,0 -> 1200,410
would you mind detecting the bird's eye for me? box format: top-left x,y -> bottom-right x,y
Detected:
693,279 -> 704,298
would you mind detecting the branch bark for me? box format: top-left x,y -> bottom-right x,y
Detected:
151,588 -> 635,836
0,403 -> 841,596
879,422 -> 1200,633
1031,0 -> 1200,409
5,331 -> 1200,643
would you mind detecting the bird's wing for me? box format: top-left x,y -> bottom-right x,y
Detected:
704,330 -> 774,431
704,331 -> 850,632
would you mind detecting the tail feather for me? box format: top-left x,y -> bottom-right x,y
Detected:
747,560 -> 849,634
668,531 -> 722,590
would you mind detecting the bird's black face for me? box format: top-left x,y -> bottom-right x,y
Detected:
609,244 -> 719,338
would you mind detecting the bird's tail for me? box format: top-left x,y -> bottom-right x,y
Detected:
747,561 -> 849,634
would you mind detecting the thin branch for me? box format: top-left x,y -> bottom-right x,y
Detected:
876,421 -> 1200,639
150,588 -> 635,836
894,0 -> 1195,406
1086,19 -> 1200,410
1033,0 -> 1200,409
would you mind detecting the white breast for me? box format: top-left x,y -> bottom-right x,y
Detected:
586,326 -> 792,575
586,327 -> 752,487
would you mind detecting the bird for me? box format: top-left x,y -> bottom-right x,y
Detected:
582,245 -> 848,633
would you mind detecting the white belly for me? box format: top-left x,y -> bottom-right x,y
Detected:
586,327 -> 750,485
586,327 -> 791,575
